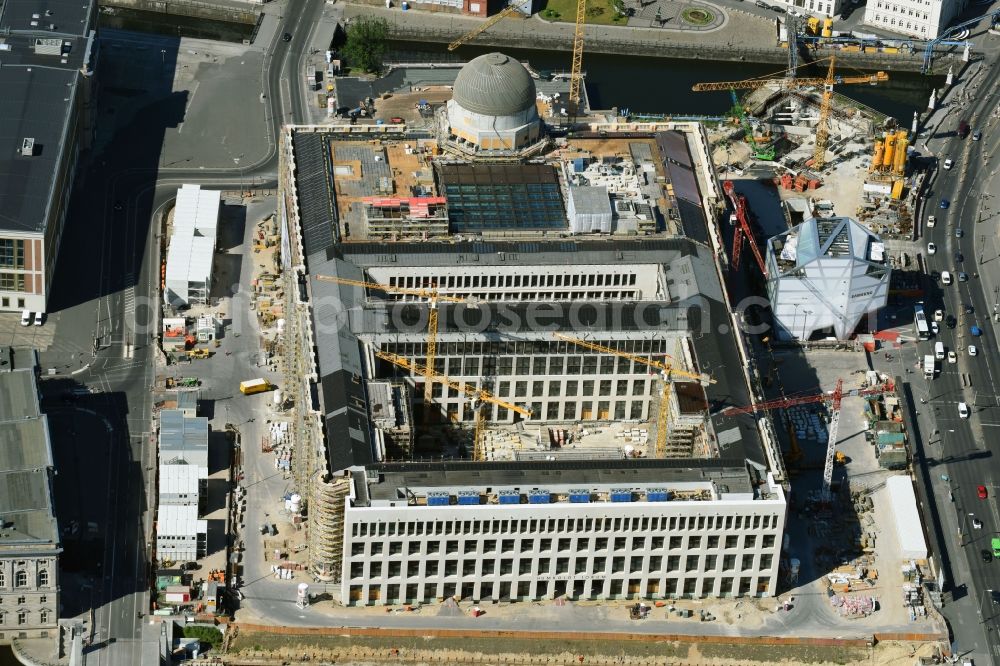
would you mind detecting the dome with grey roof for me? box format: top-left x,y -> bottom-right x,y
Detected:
452,52 -> 537,117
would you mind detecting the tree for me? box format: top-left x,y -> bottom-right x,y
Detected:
343,16 -> 390,74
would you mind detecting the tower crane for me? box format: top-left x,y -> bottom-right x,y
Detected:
553,333 -> 714,459
447,0 -> 533,51
722,180 -> 768,276
373,350 -> 532,461
693,57 -> 887,167
314,275 -> 471,420
723,378 -> 895,497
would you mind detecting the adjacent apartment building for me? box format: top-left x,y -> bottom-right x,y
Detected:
0,363 -> 61,643
862,0 -> 964,37
0,0 -> 99,313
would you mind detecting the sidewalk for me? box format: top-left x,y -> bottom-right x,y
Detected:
343,2 -> 777,54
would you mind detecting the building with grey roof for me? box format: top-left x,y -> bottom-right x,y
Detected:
766,216 -> 890,340
286,116 -> 786,601
0,0 -> 98,314
158,410 -> 209,478
0,366 -> 60,644
444,53 -> 543,157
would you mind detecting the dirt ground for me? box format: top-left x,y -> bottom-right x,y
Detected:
227,628 -> 943,665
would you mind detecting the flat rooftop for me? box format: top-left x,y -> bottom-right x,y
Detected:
0,0 -> 96,235
0,368 -> 59,547
291,129 -> 699,256
357,458 -> 766,507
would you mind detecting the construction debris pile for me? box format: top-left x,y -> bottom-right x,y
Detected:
830,593 -> 878,618
902,562 -> 930,621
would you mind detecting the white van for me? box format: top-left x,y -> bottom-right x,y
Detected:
935,341 -> 945,359
20,310 -> 32,326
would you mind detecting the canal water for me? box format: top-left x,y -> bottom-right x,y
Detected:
388,40 -> 942,121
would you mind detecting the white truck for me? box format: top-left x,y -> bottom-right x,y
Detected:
923,354 -> 936,378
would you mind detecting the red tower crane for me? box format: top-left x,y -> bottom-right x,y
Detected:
722,180 -> 768,277
724,379 -> 895,497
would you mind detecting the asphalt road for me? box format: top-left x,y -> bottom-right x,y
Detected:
898,42 -> 1000,665
27,0 -> 331,662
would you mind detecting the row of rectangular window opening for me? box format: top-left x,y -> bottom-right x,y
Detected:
353,533 -> 778,557
350,552 -> 776,579
386,272 -> 641,291
351,513 -> 782,538
0,610 -> 52,625
349,576 -> 768,603
386,338 -> 671,361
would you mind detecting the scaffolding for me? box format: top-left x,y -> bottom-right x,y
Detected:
308,472 -> 351,583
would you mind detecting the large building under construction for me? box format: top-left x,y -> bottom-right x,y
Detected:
283,53 -> 788,605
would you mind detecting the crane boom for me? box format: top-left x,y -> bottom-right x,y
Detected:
568,0 -> 587,110
447,0 -> 533,51
821,379 -> 843,498
722,381 -> 892,416
553,333 -> 714,385
374,350 -> 531,416
692,71 -> 887,92
723,180 -> 768,276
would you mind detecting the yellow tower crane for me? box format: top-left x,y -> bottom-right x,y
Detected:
374,349 -> 532,461
692,56 -> 887,170
812,56 -> 836,169
554,333 -> 714,458
314,275 -> 471,420
447,0 -> 534,51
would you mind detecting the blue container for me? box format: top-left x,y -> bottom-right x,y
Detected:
610,491 -> 632,503
499,492 -> 521,505
528,492 -> 550,504
457,494 -> 480,505
569,492 -> 591,503
647,491 -> 670,502
427,493 -> 450,507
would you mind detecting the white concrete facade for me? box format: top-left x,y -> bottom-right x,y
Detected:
156,505 -> 207,563
862,0 -> 963,37
341,476 -> 786,605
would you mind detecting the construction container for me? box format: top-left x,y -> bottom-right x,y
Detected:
240,378 -> 274,395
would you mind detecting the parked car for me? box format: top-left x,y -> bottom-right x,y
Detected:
944,158 -> 954,169
34,312 -> 44,326
20,310 -> 32,326
931,321 -> 940,335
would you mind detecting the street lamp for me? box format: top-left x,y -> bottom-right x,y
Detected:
233,154 -> 245,197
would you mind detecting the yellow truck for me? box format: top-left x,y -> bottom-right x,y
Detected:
240,378 -> 275,395
188,349 -> 211,359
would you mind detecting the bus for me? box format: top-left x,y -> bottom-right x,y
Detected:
914,304 -> 930,340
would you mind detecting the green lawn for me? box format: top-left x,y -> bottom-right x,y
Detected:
539,0 -> 629,26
